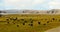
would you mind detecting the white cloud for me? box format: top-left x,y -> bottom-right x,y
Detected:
4,0 -> 45,9
4,0 -> 31,7
48,0 -> 60,9
32,0 -> 45,5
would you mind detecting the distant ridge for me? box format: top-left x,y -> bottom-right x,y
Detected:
0,9 -> 60,14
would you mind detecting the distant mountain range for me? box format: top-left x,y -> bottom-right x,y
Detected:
0,9 -> 60,14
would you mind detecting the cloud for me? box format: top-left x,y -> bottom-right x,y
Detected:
32,0 -> 45,5
1,0 -> 60,10
4,0 -> 45,9
48,0 -> 60,9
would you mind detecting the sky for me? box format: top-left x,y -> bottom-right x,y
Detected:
0,0 -> 60,10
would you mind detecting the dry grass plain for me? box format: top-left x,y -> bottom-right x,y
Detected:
0,14 -> 60,32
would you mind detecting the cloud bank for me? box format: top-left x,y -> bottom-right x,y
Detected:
48,0 -> 60,9
0,0 -> 60,10
4,0 -> 45,9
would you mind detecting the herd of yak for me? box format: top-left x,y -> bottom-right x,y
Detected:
0,14 -> 59,28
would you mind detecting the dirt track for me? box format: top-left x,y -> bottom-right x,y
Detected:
45,26 -> 60,32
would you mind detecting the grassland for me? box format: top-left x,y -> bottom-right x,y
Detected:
0,14 -> 60,32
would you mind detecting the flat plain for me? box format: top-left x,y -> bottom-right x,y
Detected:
0,14 -> 60,32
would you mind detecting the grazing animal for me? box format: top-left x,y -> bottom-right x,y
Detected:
24,21 -> 27,23
29,24 -> 33,26
29,19 -> 33,23
43,24 -> 46,25
59,20 -> 60,21
13,22 -> 15,24
6,19 -> 9,21
17,25 -> 19,27
23,23 -> 25,25
38,22 -> 40,24
7,22 -> 9,24
21,19 -> 24,21
17,20 -> 20,21
47,21 -> 49,23
31,21 -> 33,23
52,18 -> 55,20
